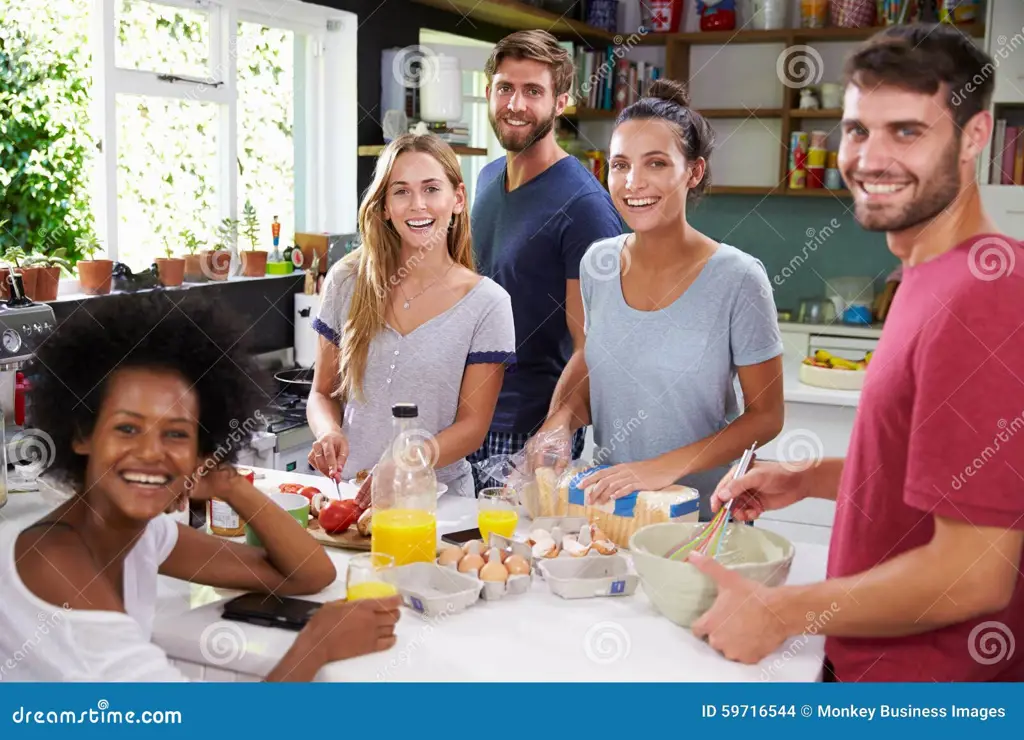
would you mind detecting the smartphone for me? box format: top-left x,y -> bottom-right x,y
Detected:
441,527 -> 482,546
221,593 -> 322,631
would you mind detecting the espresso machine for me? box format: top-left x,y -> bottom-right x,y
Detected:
0,275 -> 56,509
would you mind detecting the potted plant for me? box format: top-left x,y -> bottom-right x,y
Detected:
23,247 -> 74,301
181,229 -> 205,283
154,237 -> 185,287
201,222 -> 230,282
239,202 -> 267,277
74,233 -> 113,295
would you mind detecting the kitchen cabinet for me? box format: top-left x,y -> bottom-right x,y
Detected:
980,185 -> 1024,239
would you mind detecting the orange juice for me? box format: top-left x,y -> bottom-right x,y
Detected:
372,509 -> 437,565
478,509 -> 518,543
347,581 -> 399,601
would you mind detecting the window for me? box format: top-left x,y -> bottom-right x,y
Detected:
93,0 -> 355,270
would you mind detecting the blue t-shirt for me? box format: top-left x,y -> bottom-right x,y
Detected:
472,156 -> 623,434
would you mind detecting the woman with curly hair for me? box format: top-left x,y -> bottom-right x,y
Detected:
0,292 -> 400,681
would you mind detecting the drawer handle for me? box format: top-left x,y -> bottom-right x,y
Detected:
1007,209 -> 1024,215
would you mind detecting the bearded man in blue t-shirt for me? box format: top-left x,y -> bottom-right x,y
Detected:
468,30 -> 623,491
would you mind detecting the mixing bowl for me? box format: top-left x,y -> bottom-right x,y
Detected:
629,522 -> 795,627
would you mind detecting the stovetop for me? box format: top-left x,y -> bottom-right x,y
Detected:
262,392 -> 309,434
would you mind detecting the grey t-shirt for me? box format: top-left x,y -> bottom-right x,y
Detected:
313,261 -> 516,497
581,236 -> 783,519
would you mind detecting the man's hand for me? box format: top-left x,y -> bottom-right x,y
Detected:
710,460 -> 811,521
688,552 -> 789,664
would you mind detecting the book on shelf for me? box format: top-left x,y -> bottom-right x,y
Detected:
989,116 -> 1024,185
573,46 -> 662,114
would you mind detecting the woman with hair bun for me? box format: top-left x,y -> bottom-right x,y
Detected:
541,79 -> 785,520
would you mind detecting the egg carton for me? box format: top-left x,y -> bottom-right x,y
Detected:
527,518 -> 619,560
537,554 -> 639,600
382,563 -> 482,617
439,536 -> 534,601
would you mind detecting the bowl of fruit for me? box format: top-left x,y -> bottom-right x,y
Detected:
799,350 -> 872,390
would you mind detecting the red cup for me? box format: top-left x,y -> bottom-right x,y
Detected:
807,167 -> 825,189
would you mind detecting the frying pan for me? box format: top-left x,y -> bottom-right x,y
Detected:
274,366 -> 315,397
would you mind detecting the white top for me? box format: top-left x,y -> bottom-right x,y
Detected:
0,514 -> 188,682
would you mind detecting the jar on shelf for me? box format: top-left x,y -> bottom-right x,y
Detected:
419,55 -> 462,124
800,0 -> 828,28
830,0 -> 875,27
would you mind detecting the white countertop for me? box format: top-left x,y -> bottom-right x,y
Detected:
0,469 -> 827,682
779,321 -> 884,339
159,470 -> 826,682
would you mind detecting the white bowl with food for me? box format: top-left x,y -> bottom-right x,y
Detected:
629,522 -> 795,628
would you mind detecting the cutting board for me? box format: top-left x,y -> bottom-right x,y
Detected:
307,517 -> 372,550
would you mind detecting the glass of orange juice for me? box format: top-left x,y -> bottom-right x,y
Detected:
346,553 -> 399,601
478,487 -> 519,545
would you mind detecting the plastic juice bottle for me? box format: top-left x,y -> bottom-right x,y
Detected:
371,403 -> 438,566
478,509 -> 518,543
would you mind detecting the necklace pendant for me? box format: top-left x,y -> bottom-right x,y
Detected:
403,301 -> 410,310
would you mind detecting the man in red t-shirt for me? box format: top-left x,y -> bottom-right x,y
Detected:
690,24 -> 1024,682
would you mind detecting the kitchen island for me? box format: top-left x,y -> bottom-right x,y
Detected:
1,469 -> 827,682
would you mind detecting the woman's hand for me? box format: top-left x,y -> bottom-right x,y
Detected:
709,460 -> 809,521
581,458 -> 680,504
309,431 -> 349,481
167,464 -> 244,512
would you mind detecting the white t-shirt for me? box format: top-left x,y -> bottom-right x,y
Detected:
0,514 -> 188,681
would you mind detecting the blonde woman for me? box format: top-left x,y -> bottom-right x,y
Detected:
306,134 -> 516,498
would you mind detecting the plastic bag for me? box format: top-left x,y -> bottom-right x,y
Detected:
549,462 -> 700,548
472,428 -> 575,519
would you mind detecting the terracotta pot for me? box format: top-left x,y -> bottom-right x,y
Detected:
0,267 -> 10,300
183,254 -> 205,282
19,266 -> 41,300
32,266 -> 61,302
202,249 -> 231,281
241,250 -> 268,277
77,259 -> 114,296
155,257 -> 186,287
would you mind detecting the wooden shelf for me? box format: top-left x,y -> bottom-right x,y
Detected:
409,0 -> 616,42
562,106 -> 617,120
789,109 -> 844,118
357,144 -> 489,157
700,107 -> 783,118
651,22 -> 984,46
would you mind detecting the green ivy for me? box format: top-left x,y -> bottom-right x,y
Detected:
0,17 -> 92,263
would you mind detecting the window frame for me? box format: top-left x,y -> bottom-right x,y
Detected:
92,0 -> 348,264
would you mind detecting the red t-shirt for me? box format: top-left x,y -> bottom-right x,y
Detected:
826,234 -> 1024,682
